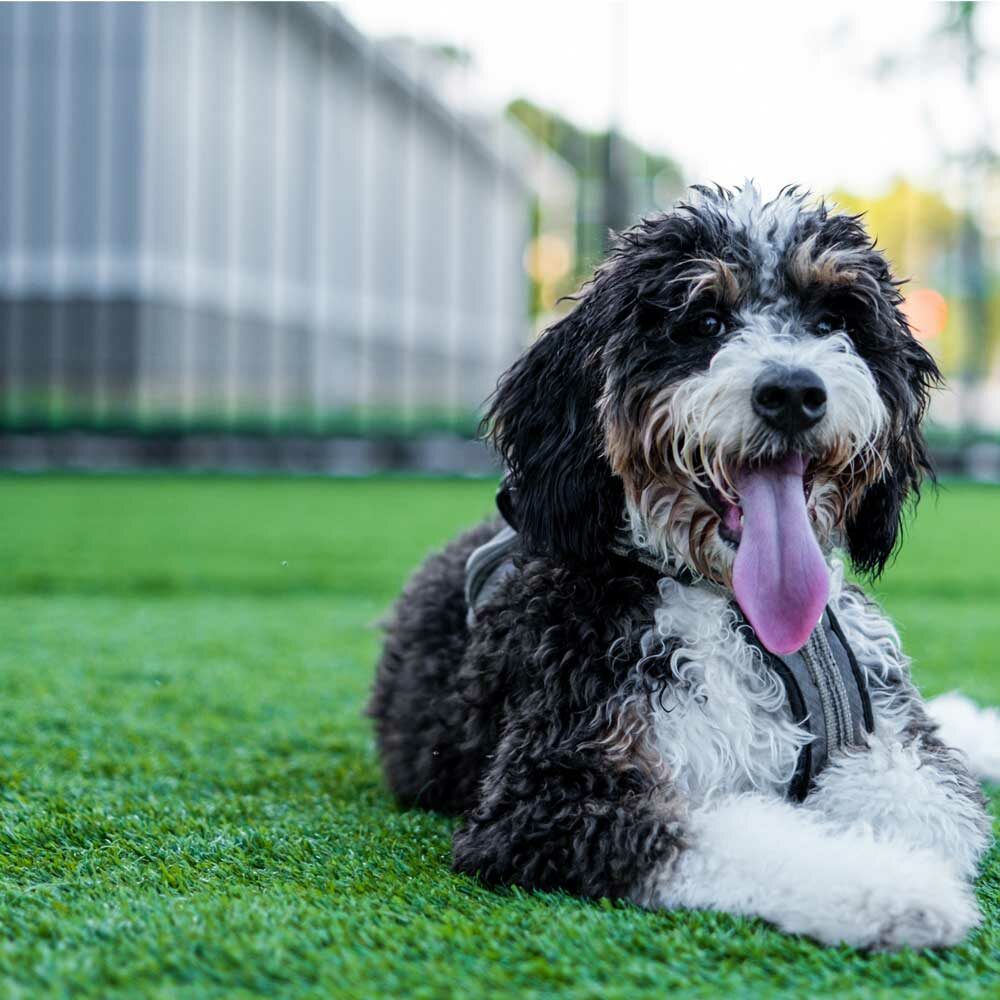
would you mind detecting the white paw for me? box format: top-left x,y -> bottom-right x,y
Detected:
826,863 -> 980,951
870,887 -> 979,950
659,794 -> 982,952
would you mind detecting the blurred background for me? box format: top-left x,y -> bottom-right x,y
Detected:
0,0 -> 999,475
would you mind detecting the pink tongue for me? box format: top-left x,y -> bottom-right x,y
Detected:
731,454 -> 829,655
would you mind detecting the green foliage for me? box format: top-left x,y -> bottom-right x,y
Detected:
0,409 -> 484,439
508,98 -> 682,188
829,180 -> 1000,378
507,96 -> 684,281
0,475 -> 996,998
830,180 -> 962,286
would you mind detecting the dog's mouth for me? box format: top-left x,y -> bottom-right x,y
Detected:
700,462 -> 816,549
698,453 -> 828,655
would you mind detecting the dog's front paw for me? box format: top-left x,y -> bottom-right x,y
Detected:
866,877 -> 981,951
826,857 -> 981,951
780,847 -> 981,951
662,795 -> 982,952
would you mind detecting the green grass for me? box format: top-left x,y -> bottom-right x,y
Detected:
0,474 -> 996,999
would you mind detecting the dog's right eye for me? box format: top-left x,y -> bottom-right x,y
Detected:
670,310 -> 727,345
697,313 -> 725,337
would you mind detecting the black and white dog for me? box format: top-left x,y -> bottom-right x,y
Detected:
370,185 -> 996,950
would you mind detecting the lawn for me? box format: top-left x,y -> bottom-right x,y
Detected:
0,474 -> 997,999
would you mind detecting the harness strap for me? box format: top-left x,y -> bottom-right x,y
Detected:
736,606 -> 874,800
464,521 -> 675,622
464,522 -> 519,626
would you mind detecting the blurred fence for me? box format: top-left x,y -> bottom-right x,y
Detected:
2,1 -> 997,479
0,1 -> 532,446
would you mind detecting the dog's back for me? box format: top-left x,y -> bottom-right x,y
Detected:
368,518 -> 501,814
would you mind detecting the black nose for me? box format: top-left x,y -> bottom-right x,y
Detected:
752,367 -> 828,434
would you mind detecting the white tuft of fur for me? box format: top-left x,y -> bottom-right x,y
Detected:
648,793 -> 980,950
702,185 -> 808,288
926,691 -> 1000,784
806,736 -> 992,880
646,578 -> 812,804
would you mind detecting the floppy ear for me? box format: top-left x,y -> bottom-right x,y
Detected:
846,315 -> 939,576
846,454 -> 927,577
484,301 -> 623,563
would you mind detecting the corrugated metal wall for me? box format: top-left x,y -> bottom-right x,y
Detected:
0,1 -> 531,434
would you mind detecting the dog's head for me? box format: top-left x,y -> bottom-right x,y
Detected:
486,185 -> 940,653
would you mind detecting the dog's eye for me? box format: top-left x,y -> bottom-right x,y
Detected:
697,313 -> 725,337
671,310 -> 727,344
816,312 -> 846,336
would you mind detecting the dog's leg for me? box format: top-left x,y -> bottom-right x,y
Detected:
450,552 -> 683,901
806,734 -> 992,881
822,587 -> 994,879
649,793 -> 980,950
452,709 -> 685,900
926,691 -> 1000,783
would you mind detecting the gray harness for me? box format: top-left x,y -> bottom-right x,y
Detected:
464,521 -> 873,802
464,523 -> 520,624
734,604 -> 873,800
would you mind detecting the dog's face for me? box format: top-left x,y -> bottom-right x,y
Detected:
487,186 -> 939,652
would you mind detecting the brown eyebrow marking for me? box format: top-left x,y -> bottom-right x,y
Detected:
788,233 -> 867,290
676,256 -> 745,308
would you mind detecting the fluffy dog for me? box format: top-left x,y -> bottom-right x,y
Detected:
370,185 -> 994,950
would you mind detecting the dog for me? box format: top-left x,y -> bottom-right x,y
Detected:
369,184 -> 995,950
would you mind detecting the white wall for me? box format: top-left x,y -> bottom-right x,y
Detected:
0,1 -> 531,430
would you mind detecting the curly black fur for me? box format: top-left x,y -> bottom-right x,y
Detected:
371,529 -> 682,897
368,519 -> 501,812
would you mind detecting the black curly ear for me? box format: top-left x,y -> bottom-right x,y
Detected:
846,317 -> 940,577
846,454 -> 928,577
484,302 -> 623,563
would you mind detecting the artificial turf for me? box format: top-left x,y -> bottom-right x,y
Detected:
0,473 -> 997,999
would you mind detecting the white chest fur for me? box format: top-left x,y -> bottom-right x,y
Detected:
644,565 -> 911,805
645,576 -> 813,804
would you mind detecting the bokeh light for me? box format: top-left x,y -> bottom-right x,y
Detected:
902,288 -> 949,342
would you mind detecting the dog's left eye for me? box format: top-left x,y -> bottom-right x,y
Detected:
815,312 -> 846,336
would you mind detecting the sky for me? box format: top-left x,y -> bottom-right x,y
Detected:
340,1 -> 1000,199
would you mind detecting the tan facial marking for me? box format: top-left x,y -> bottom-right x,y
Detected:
678,257 -> 744,308
788,233 -> 866,290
